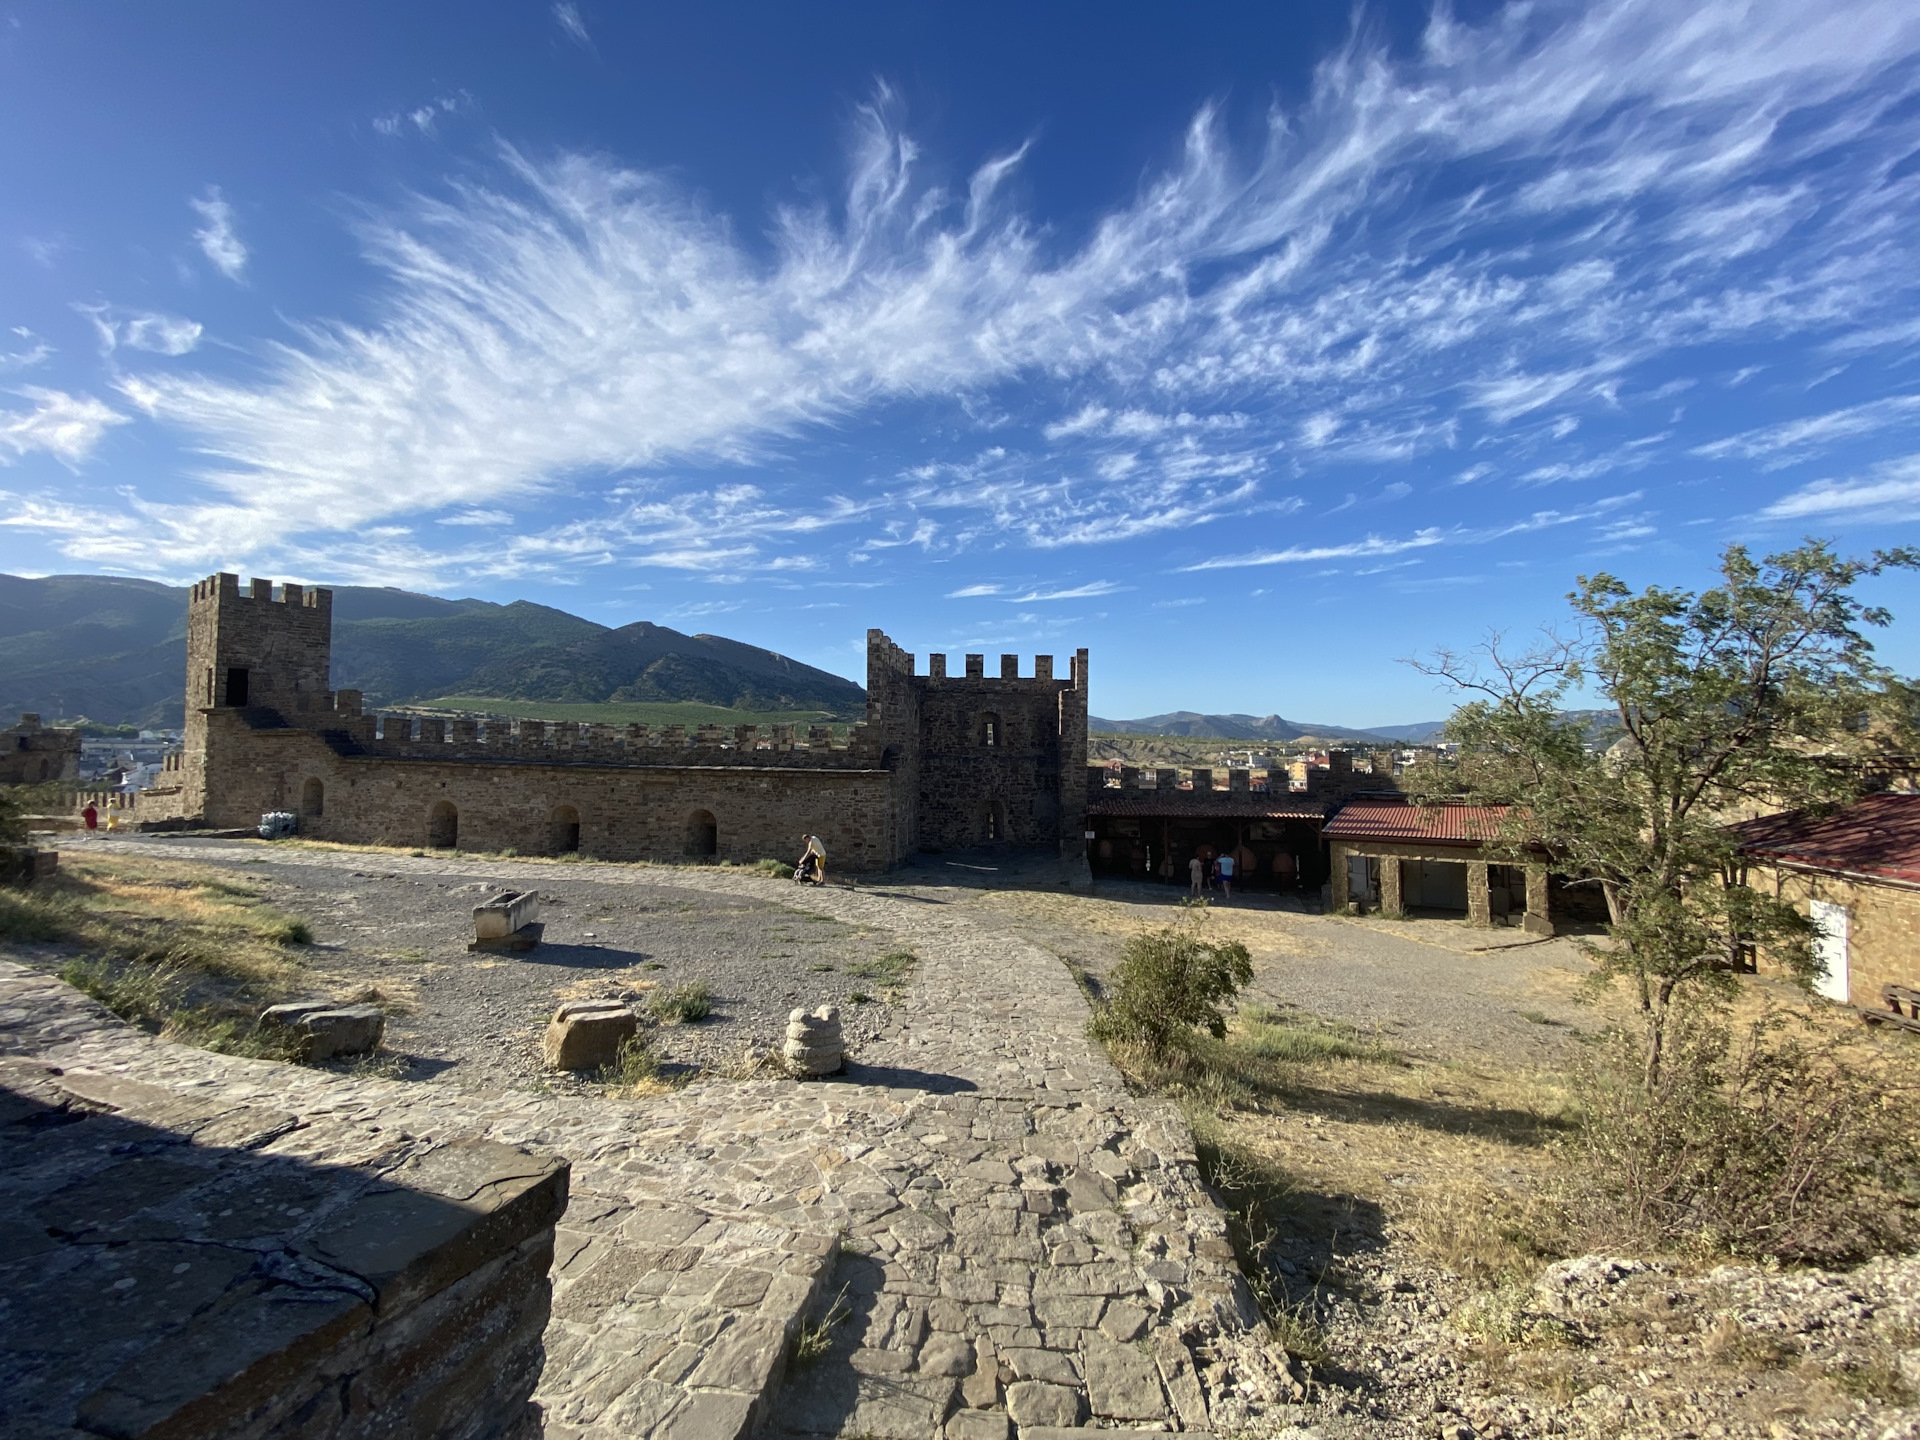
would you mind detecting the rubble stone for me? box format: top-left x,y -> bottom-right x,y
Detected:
543,1000 -> 638,1071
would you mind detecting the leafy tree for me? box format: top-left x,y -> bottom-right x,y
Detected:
1413,540 -> 1917,1085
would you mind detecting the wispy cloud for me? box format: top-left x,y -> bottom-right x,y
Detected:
56,0 -> 1920,581
0,388 -> 129,468
1692,395 -> 1920,465
373,93 -> 472,138
1181,495 -> 1644,571
1760,455 -> 1920,519
552,2 -> 591,48
79,305 -> 202,357
0,328 -> 51,372
189,188 -> 247,282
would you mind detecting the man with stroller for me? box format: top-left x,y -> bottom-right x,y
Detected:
796,833 -> 828,885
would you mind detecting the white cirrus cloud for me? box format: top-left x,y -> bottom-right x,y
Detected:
189,187 -> 248,282
1692,395 -> 1920,465
73,0 -> 1920,578
1760,455 -> 1920,519
1181,494 -> 1644,570
552,2 -> 591,47
0,387 -> 130,468
0,328 -> 52,372
79,305 -> 203,357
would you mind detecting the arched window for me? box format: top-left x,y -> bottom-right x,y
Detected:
686,809 -> 718,859
980,712 -> 1001,747
301,778 -> 324,818
549,804 -> 581,854
427,800 -> 458,850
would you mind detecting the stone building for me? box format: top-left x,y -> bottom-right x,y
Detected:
1321,797 -> 1556,932
0,713 -> 81,785
95,573 -> 1088,873
1732,790 -> 1920,1010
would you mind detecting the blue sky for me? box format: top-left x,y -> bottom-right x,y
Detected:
6,1 -> 1920,725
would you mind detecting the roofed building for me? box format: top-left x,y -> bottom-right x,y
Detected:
1731,791 -> 1920,1011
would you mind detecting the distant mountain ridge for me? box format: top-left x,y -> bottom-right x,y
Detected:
0,574 -> 866,728
1088,710 -> 1429,744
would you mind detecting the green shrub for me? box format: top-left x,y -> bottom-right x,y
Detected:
1575,1006 -> 1919,1264
1089,908 -> 1252,1060
1234,1004 -> 1402,1066
752,857 -> 790,877
648,981 -> 713,1024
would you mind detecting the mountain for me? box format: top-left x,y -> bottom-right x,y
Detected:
0,574 -> 866,727
1364,720 -> 1450,742
1088,711 -> 1398,743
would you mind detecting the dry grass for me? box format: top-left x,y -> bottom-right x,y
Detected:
2,851 -> 318,1056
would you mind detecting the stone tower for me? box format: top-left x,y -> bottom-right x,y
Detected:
179,574 -> 334,815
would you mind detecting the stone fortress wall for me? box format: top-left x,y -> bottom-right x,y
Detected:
0,712 -> 82,785
109,573 -> 1089,872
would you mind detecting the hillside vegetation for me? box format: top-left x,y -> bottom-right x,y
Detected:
0,573 -> 866,726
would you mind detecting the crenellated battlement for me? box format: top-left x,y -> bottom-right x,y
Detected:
917,650 -> 1085,688
192,571 -> 332,614
316,711 -> 888,769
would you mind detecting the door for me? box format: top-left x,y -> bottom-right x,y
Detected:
1810,900 -> 1850,1003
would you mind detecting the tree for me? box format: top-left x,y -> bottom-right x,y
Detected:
1413,540 -> 1917,1086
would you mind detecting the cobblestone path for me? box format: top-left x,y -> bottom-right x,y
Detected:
7,842 -> 1273,1439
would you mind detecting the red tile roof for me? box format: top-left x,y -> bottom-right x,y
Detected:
1322,798 -> 1511,845
1731,791 -> 1920,886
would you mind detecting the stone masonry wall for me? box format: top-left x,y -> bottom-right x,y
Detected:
1764,865 -> 1920,1008
197,712 -> 901,869
915,651 -> 1087,855
0,1046 -> 566,1440
0,713 -> 82,785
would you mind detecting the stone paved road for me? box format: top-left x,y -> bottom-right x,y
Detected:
9,837 -> 1280,1439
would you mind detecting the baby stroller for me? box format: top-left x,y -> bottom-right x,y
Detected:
793,852 -> 820,884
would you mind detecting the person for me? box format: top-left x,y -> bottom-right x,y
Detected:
797,833 -> 828,885
1187,854 -> 1203,897
1217,850 -> 1235,901
81,802 -> 98,838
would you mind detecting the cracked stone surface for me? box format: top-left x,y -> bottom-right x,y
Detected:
7,838 -> 1259,1437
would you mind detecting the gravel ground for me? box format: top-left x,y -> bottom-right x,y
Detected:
873,856 -> 1609,1068
76,846 -> 920,1091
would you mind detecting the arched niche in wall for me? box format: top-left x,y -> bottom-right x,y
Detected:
427,799 -> 458,850
549,804 -> 581,854
686,808 -> 718,859
301,777 -> 324,818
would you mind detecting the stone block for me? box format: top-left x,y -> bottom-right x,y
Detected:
1098,1301 -> 1149,1342
544,1001 -> 638,1071
258,1000 -> 385,1060
474,889 -> 541,939
1084,1338 -> 1168,1419
919,1333 -> 974,1376
1005,1380 -> 1083,1429
946,1408 -> 1010,1440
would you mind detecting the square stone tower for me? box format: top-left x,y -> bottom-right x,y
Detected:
179,574 -> 334,816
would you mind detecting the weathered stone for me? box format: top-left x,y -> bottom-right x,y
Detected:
1153,1331 -> 1210,1432
919,1333 -> 975,1376
473,888 -> 541,939
1098,1300 -> 1149,1342
944,1407 -> 1011,1440
1005,1380 -> 1084,1429
300,1003 -> 386,1059
257,1000 -> 385,1060
543,1000 -> 637,1071
1084,1338 -> 1168,1419
1001,1346 -> 1080,1385
962,1338 -> 1002,1408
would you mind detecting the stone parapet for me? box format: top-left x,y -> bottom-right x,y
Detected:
0,1012 -> 567,1440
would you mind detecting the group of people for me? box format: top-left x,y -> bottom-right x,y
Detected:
1187,850 -> 1239,899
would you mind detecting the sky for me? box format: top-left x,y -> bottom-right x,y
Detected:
5,1 -> 1920,726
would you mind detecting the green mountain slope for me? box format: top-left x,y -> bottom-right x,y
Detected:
0,574 -> 866,727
